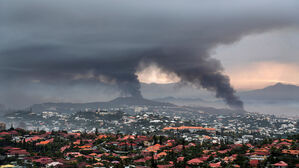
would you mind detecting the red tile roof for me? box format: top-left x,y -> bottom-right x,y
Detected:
209,162 -> 221,168
134,158 -> 147,163
250,160 -> 259,167
273,161 -> 288,167
36,138 -> 54,145
32,157 -> 53,165
177,157 -> 184,162
7,149 -> 30,156
187,158 -> 203,165
2,146 -> 21,150
282,150 -> 299,155
0,132 -> 10,136
26,136 -> 43,142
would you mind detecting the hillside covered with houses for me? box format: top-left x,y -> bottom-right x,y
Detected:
0,127 -> 298,168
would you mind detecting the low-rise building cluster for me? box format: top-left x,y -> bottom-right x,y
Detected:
0,127 -> 298,167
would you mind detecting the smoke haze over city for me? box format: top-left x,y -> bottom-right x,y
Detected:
1,0 -> 299,110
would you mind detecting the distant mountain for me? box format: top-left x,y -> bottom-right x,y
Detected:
154,96 -> 204,102
109,97 -> 173,106
151,83 -> 299,110
237,83 -> 299,117
141,83 -> 211,99
29,97 -> 174,113
239,83 -> 299,101
153,96 -> 205,106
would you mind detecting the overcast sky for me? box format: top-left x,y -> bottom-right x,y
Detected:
1,0 -> 299,108
213,28 -> 299,90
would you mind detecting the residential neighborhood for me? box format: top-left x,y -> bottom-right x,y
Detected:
2,0 -> 299,167
0,126 -> 298,167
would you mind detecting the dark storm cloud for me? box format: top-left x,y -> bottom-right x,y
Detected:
0,45 -> 143,97
1,0 -> 299,109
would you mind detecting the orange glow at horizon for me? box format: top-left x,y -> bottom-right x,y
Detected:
226,62 -> 299,90
137,61 -> 299,91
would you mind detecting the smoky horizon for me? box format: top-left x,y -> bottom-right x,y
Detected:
1,0 -> 299,110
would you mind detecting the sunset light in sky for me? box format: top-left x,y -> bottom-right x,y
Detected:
137,61 -> 299,90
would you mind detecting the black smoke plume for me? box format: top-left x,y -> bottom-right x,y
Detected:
140,48 -> 243,109
1,0 -> 299,109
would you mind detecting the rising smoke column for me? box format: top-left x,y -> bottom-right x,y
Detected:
0,46 -> 143,98
1,0 -> 299,108
139,48 -> 243,109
